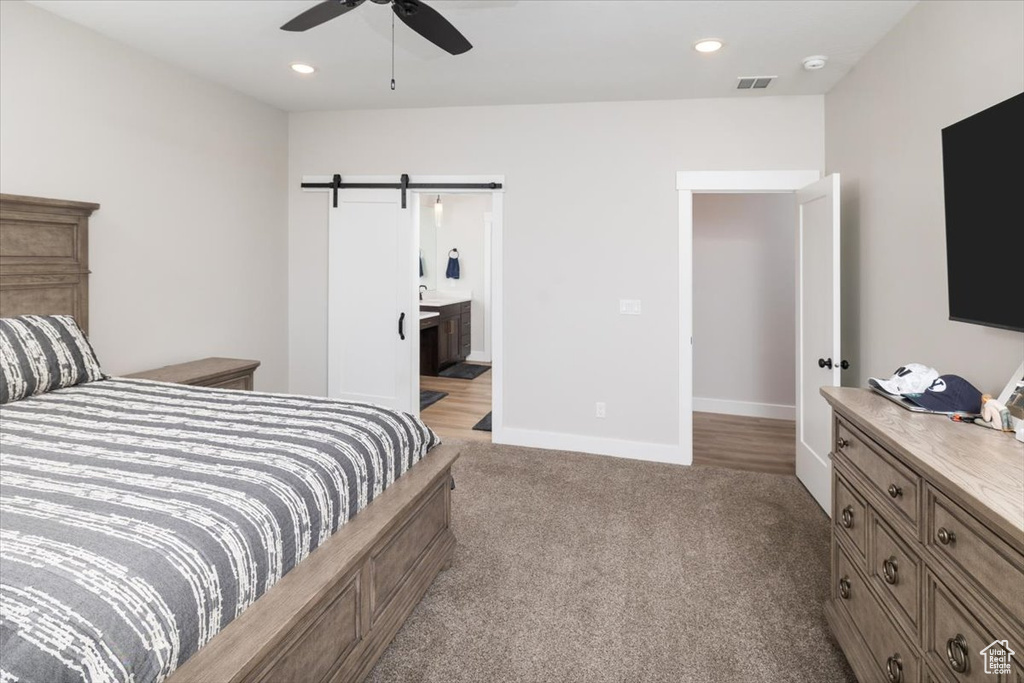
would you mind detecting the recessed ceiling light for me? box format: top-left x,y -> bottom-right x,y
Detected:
290,63 -> 316,75
694,39 -> 723,54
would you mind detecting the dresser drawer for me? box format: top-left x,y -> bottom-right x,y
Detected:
835,541 -> 922,683
924,572 -> 1003,682
834,472 -> 867,560
872,511 -> 922,637
927,488 -> 1024,631
836,418 -> 921,530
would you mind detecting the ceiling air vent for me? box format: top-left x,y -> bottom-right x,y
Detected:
737,76 -> 776,90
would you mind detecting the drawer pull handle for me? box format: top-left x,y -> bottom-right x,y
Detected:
836,437 -> 850,449
937,527 -> 957,545
885,653 -> 903,683
840,505 -> 854,529
887,484 -> 903,499
882,556 -> 899,585
946,634 -> 969,674
838,576 -> 851,600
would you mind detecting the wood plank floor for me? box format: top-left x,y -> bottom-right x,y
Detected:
421,375 -> 795,474
692,411 -> 796,475
420,365 -> 492,443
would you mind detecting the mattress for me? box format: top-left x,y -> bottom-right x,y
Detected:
0,378 -> 439,683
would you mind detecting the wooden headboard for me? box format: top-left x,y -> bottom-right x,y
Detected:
0,193 -> 99,333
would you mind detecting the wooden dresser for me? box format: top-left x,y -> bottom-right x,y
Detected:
822,388 -> 1024,683
126,357 -> 260,391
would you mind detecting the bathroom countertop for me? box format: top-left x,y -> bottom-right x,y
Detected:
419,311 -> 440,320
420,296 -> 471,306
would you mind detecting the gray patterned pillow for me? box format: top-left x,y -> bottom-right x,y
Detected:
0,315 -> 105,404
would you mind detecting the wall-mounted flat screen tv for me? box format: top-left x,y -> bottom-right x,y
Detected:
941,92 -> 1023,333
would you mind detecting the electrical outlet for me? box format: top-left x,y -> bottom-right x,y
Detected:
619,299 -> 642,315
595,402 -> 606,418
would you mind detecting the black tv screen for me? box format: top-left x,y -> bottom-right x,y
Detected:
941,92 -> 1024,332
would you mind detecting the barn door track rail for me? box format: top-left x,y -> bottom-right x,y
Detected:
303,174 -> 504,208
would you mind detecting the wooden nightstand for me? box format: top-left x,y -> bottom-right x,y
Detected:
126,357 -> 260,391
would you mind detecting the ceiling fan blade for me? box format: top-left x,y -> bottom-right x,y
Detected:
281,0 -> 365,32
393,0 -> 472,55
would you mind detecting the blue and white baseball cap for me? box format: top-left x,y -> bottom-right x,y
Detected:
905,375 -> 983,414
868,363 -> 940,396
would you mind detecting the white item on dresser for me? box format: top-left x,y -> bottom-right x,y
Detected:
997,361 -> 1024,432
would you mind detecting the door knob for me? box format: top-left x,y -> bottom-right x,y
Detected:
818,358 -> 833,369
840,360 -> 850,370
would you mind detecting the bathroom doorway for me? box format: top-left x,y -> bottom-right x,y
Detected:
418,192 -> 496,442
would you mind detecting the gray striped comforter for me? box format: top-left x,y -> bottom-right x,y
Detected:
0,378 -> 440,683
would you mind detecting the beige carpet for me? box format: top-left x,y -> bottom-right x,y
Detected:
368,442 -> 855,683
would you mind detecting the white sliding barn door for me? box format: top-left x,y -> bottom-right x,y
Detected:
795,174 -> 841,513
328,190 -> 418,413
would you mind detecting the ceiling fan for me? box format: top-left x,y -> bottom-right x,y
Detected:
281,0 -> 473,56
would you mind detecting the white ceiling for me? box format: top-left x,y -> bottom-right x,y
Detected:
30,0 -> 916,112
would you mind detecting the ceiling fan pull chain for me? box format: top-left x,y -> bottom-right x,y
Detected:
390,10 -> 396,90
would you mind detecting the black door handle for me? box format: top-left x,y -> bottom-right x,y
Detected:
818,357 -> 833,369
398,312 -> 406,340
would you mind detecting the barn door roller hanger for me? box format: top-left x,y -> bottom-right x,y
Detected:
303,174 -> 503,208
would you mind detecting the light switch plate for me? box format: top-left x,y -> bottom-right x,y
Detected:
619,299 -> 642,315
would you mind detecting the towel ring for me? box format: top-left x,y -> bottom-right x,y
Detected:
449,249 -> 459,257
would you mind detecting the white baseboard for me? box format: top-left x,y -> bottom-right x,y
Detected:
497,427 -> 688,466
693,397 -> 795,421
466,351 -> 491,363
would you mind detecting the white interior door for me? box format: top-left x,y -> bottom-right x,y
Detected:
796,174 -> 841,513
328,189 -> 418,413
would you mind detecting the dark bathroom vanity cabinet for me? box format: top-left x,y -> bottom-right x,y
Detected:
420,300 -> 471,375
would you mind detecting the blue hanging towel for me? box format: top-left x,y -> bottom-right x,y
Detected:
445,249 -> 460,279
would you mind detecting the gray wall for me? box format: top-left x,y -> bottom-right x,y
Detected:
693,194 -> 797,414
288,96 -> 825,449
0,1 -> 290,390
826,0 -> 1024,395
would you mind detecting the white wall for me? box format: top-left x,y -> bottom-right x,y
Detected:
693,193 -> 796,418
826,0 -> 1024,396
419,201 -> 438,290
419,193 -> 491,360
0,1 -> 289,391
290,96 -> 824,453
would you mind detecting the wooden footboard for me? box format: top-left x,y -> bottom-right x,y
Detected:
168,443 -> 460,683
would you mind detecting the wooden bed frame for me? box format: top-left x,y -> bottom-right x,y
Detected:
0,193 -> 460,683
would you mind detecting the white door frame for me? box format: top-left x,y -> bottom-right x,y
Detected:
303,174 -> 506,441
464,210 -> 493,363
676,170 -> 821,465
